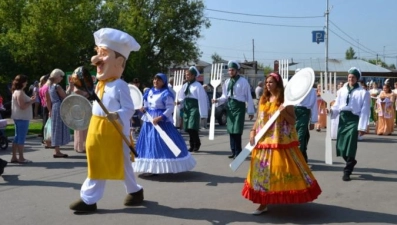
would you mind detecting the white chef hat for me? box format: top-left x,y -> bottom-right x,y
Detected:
94,28 -> 141,59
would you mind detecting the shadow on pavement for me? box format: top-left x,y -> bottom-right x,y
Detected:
137,171 -> 244,186
3,161 -> 87,169
0,174 -> 81,190
310,163 -> 397,176
95,201 -> 397,225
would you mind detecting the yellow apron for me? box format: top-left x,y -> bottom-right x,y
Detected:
86,115 -> 124,180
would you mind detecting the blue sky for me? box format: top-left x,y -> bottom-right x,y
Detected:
197,0 -> 397,67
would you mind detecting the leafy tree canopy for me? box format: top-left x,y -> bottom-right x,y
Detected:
0,0 -> 210,87
345,47 -> 357,60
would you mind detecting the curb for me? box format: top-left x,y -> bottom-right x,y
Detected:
7,135 -> 39,141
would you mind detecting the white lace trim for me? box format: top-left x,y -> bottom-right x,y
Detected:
132,155 -> 196,174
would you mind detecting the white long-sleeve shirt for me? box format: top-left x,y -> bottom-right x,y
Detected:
92,79 -> 134,136
217,76 -> 255,115
177,81 -> 208,118
331,85 -> 370,131
296,88 -> 318,123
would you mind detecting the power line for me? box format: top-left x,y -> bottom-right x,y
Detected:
199,44 -> 347,55
205,8 -> 323,19
207,17 -> 322,28
329,28 -> 377,56
329,20 -> 377,55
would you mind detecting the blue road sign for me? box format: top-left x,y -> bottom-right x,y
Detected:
312,31 -> 325,44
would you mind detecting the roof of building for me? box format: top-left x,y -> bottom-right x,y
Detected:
289,59 -> 391,73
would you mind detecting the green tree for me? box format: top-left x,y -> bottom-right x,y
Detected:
102,0 -> 210,82
0,0 -> 100,79
0,0 -> 210,87
263,65 -> 273,75
211,52 -> 224,63
345,47 -> 357,59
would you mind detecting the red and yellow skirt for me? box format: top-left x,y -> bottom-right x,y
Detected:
242,146 -> 321,204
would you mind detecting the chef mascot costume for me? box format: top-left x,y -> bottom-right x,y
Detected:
70,28 -> 144,212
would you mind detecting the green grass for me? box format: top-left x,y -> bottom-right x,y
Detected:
4,121 -> 43,137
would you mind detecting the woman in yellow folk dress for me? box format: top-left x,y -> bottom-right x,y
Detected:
242,72 -> 321,215
376,84 -> 395,135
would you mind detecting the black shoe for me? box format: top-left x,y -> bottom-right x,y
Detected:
342,174 -> 351,181
124,188 -> 144,206
69,199 -> 97,212
188,147 -> 194,152
228,154 -> 235,159
0,159 -> 7,176
193,143 -> 201,152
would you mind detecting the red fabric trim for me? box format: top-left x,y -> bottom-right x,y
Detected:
242,180 -> 322,204
256,141 -> 300,149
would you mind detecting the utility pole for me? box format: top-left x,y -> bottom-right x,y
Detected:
325,0 -> 329,81
383,46 -> 386,63
357,39 -> 360,58
252,39 -> 255,61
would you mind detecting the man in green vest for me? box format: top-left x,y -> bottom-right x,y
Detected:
294,68 -> 318,163
331,67 -> 370,181
213,60 -> 255,159
177,66 -> 208,152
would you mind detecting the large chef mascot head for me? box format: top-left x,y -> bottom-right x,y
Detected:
91,28 -> 140,82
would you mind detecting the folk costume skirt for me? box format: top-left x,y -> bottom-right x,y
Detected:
242,145 -> 321,204
134,120 -> 196,174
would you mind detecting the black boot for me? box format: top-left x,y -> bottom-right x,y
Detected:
124,188 -> 144,206
193,143 -> 201,152
0,159 -> 7,176
342,173 -> 351,181
69,199 -> 97,212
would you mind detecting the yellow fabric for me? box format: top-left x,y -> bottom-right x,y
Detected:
254,102 -> 299,147
96,78 -> 117,99
86,115 -> 124,180
244,101 -> 320,201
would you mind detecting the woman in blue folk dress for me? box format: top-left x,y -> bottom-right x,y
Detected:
133,73 -> 196,175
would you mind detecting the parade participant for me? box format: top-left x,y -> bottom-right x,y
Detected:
316,85 -> 327,132
375,83 -> 395,135
254,81 -> 263,109
243,72 -> 321,215
133,73 -> 196,175
369,82 -> 381,126
213,60 -> 255,159
69,28 -> 143,212
67,67 -> 91,153
293,68 -> 318,163
331,67 -> 370,181
177,66 -> 208,152
393,82 -> 397,126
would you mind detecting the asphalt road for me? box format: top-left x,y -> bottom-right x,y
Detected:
0,119 -> 396,225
